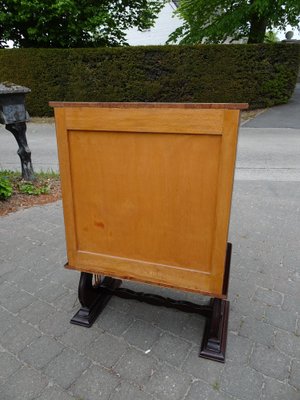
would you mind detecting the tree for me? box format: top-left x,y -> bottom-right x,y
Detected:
264,30 -> 280,43
0,0 -> 164,48
168,0 -> 300,44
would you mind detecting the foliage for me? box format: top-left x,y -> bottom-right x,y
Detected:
168,0 -> 300,44
0,0 -> 164,48
0,176 -> 13,200
0,170 -> 59,200
0,44 -> 299,114
19,182 -> 50,196
264,31 -> 280,43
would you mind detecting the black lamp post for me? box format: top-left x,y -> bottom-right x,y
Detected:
0,82 -> 34,181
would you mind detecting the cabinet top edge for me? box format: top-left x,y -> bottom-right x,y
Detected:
49,101 -> 249,110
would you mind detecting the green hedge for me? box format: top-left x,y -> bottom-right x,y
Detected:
0,44 -> 299,116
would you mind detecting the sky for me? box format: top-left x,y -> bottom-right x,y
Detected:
126,5 -> 300,45
277,26 -> 300,40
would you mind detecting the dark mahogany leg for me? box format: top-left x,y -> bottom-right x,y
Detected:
199,297 -> 230,363
70,243 -> 232,362
71,272 -> 121,327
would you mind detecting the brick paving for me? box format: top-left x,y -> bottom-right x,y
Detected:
0,180 -> 299,399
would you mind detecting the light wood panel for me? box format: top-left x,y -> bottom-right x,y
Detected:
52,103 -> 245,297
63,107 -> 224,135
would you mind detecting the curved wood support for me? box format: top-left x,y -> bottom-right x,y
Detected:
71,243 -> 232,361
71,272 -> 121,327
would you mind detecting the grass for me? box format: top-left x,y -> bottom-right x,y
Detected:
212,381 -> 220,391
0,169 -> 60,200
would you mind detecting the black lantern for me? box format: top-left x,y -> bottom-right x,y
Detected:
0,82 -> 34,181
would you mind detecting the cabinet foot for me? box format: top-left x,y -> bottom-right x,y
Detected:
199,298 -> 230,363
70,273 -> 121,327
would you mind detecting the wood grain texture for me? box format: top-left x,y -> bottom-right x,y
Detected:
51,103 -> 241,297
63,107 -> 224,134
49,101 -> 249,110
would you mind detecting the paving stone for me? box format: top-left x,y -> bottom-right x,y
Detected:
29,219 -> 59,233
37,281 -> 67,303
250,343 -> 290,380
18,300 -> 56,326
144,363 -> 192,400
0,261 -> 17,277
128,301 -> 163,324
264,305 -> 297,332
44,348 -> 90,389
59,324 -> 99,351
151,332 -> 192,367
220,363 -> 263,400
274,276 -> 300,297
289,268 -> 300,283
226,333 -> 253,364
28,257 -> 58,277
36,386 -> 77,400
84,332 -> 128,368
2,173 -> 300,400
122,319 -> 162,351
19,335 -> 63,369
23,242 -> 53,261
17,273 -> 49,295
227,311 -> 244,334
239,317 -> 276,347
230,296 -> 266,321
48,269 -> 79,290
262,376 -> 300,400
230,262 -> 250,282
106,296 -> 133,314
52,291 -> 79,313
0,351 -> 22,379
185,381 -> 234,400
2,247 -> 30,265
0,281 -> 35,313
114,348 -> 158,385
0,320 -> 40,354
111,381 -> 154,400
182,347 -> 224,384
296,319 -> 300,337
153,307 -> 191,337
0,308 -> 18,335
275,329 -> 300,359
3,267 -> 47,295
39,310 -> 71,337
289,360 -> 300,390
228,277 -> 254,301
281,294 -> 300,315
0,366 -> 48,400
282,250 -> 300,271
95,307 -> 134,336
179,314 -> 206,344
246,269 -> 275,290
71,365 -> 119,400
253,287 -> 283,307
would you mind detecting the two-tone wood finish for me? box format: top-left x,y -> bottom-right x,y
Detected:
50,102 -> 246,298
51,102 -> 247,362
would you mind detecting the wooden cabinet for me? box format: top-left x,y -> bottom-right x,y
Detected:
50,102 -> 247,362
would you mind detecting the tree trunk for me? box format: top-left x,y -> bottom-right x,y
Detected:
248,13 -> 268,43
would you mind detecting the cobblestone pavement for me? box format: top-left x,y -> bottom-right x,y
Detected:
0,180 -> 299,400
